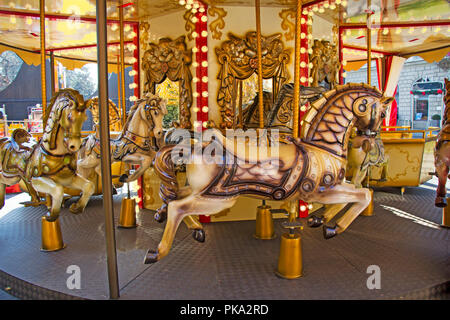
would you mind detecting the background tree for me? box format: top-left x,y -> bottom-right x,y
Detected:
0,51 -> 23,92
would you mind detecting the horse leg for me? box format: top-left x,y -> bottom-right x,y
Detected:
308,182 -> 371,239
23,180 -> 41,204
65,174 -> 95,214
435,163 -> 449,207
183,215 -> 205,243
123,155 -> 153,182
144,194 -> 237,263
351,167 -> 368,189
31,177 -> 65,222
307,203 -> 347,228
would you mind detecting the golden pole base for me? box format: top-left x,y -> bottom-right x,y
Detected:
275,233 -> 303,279
41,217 -> 65,252
361,188 -> 374,217
442,198 -> 450,228
254,205 -> 276,240
118,198 -> 137,228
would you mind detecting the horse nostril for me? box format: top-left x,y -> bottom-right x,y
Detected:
70,145 -> 76,151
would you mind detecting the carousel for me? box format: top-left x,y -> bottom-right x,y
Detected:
0,0 -> 448,300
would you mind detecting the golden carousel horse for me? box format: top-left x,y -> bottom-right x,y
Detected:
85,97 -> 122,132
144,83 -> 393,263
434,78 -> 450,207
77,93 -> 166,184
346,131 -> 388,189
0,88 -> 94,221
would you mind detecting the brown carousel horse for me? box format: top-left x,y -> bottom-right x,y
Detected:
144,83 -> 393,263
0,88 -> 94,221
77,93 -> 166,184
434,78 -> 450,207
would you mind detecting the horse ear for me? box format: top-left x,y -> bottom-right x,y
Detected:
381,97 -> 394,107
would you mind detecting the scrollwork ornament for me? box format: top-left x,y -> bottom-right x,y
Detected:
208,6 -> 227,41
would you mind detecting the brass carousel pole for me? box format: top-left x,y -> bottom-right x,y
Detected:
276,0 -> 303,280
96,0 -> 120,299
119,1 -> 127,127
367,0 -> 372,85
40,0 -> 47,126
255,0 -> 264,129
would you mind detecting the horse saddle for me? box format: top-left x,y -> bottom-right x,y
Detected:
202,131 -> 308,201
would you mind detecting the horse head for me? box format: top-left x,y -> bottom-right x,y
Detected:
139,93 -> 168,148
352,93 -> 394,138
44,89 -> 87,153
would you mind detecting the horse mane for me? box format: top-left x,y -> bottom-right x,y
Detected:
300,83 -> 384,157
42,88 -> 85,149
120,93 -> 164,136
43,88 -> 86,128
302,83 -> 383,135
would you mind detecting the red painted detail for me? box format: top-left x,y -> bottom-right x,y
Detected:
5,184 -> 21,194
194,4 -> 210,223
409,38 -> 419,42
120,2 -> 134,8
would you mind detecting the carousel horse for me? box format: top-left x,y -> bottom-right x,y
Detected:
346,131 -> 388,189
0,88 -> 94,221
77,93 -> 166,184
85,97 -> 122,132
433,78 -> 450,207
144,83 -> 393,263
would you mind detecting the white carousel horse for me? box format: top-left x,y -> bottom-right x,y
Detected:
0,89 -> 94,221
144,83 -> 394,263
77,93 -> 167,184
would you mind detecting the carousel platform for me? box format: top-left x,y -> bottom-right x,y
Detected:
0,180 -> 448,300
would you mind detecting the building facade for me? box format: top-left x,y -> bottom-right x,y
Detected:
345,56 -> 450,129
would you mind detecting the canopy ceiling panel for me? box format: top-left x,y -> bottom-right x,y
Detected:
0,0 -> 448,65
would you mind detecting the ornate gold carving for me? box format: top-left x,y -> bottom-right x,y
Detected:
279,8 -> 296,42
309,39 -> 341,89
216,32 -> 291,128
139,22 -> 150,51
142,36 -> 193,129
183,10 -> 196,42
208,7 -> 227,41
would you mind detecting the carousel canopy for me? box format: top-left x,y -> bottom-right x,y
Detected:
0,0 -> 448,68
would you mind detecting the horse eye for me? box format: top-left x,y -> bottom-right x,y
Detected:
154,110 -> 159,116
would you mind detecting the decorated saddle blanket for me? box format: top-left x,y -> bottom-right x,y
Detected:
0,138 -> 32,176
201,139 -> 309,201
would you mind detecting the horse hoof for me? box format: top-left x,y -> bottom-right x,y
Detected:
435,197 -> 447,208
323,225 -> 338,239
192,229 -> 205,243
119,174 -> 128,183
143,249 -> 159,264
307,215 -> 324,228
45,215 -> 58,223
69,203 -> 83,214
154,207 -> 167,223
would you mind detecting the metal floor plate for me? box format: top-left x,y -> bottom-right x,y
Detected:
0,184 -> 449,300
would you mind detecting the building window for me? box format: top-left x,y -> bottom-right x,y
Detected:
411,78 -> 443,128
413,96 -> 428,121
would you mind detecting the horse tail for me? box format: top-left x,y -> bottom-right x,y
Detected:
154,144 -> 179,205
